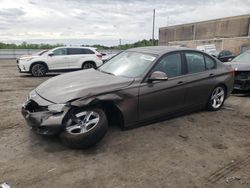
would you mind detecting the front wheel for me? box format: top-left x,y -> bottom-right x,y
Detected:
207,86 -> 226,111
31,63 -> 47,77
60,107 -> 108,149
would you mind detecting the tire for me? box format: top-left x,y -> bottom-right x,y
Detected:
207,85 -> 226,111
60,107 -> 108,149
82,62 -> 96,69
31,63 -> 47,77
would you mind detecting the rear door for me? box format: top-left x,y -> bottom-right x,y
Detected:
68,48 -> 96,69
138,52 -> 187,121
67,48 -> 83,68
182,51 -> 217,108
47,48 -> 68,70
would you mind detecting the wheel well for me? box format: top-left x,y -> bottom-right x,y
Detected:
82,61 -> 96,68
30,61 -> 48,72
93,101 -> 124,129
217,83 -> 228,95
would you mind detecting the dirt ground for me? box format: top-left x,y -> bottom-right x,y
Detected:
0,60 -> 250,188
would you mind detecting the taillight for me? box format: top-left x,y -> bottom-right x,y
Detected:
230,68 -> 235,77
96,54 -> 102,59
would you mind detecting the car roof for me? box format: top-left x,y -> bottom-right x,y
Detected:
54,46 -> 96,50
127,46 -> 191,56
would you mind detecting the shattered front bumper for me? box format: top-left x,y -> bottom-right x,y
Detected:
234,80 -> 250,92
21,92 -> 69,135
234,71 -> 250,93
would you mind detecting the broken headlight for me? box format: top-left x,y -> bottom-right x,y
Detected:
48,104 -> 66,113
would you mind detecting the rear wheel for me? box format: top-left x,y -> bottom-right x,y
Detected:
60,107 -> 108,149
82,62 -> 96,69
31,63 -> 47,77
207,86 -> 226,111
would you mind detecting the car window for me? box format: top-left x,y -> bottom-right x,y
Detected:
219,51 -> 225,57
205,56 -> 216,70
68,48 -> 82,55
98,51 -> 156,78
53,48 -> 67,56
67,48 -> 95,55
83,49 -> 95,54
185,52 -> 206,74
152,53 -> 182,78
225,51 -> 232,56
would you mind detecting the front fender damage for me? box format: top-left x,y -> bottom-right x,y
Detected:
70,93 -> 124,107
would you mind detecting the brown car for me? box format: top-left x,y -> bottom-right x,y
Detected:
22,46 -> 234,149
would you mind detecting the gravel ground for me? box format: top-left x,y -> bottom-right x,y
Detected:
0,60 -> 250,188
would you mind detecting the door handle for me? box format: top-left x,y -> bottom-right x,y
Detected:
209,73 -> 214,77
177,81 -> 184,85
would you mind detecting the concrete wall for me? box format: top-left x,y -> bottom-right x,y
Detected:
159,14 -> 250,55
159,14 -> 250,43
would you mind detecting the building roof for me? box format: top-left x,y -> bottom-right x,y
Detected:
159,14 -> 250,30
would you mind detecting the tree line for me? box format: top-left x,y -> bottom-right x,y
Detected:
0,39 -> 158,50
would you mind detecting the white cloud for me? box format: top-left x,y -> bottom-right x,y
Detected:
0,0 -> 249,46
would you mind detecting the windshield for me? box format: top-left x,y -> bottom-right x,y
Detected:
208,50 -> 219,56
98,51 -> 157,78
232,51 -> 250,63
33,50 -> 48,56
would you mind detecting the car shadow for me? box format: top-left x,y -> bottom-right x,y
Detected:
26,107 -> 213,154
19,73 -> 60,78
231,93 -> 250,97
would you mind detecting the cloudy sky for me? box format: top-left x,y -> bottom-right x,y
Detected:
0,0 -> 250,46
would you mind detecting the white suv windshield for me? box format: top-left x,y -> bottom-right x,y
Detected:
99,51 -> 156,78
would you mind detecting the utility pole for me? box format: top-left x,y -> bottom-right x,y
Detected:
152,9 -> 155,46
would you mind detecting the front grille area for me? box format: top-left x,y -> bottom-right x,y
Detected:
235,71 -> 250,80
24,100 -> 48,112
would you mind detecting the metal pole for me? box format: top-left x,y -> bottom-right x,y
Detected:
193,24 -> 196,40
152,9 -> 155,46
248,23 -> 250,36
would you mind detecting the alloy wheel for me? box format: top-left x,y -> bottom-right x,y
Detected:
32,64 -> 46,76
211,86 -> 225,109
66,110 -> 100,135
83,63 -> 94,69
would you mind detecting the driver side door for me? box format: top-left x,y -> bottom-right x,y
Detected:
138,52 -> 187,121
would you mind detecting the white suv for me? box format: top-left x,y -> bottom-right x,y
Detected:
17,47 -> 103,77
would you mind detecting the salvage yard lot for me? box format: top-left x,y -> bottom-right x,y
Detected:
0,60 -> 250,188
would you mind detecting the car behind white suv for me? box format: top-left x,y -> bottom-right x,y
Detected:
17,47 -> 103,77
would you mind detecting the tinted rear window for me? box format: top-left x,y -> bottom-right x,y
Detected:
205,55 -> 216,70
152,53 -> 182,78
185,52 -> 206,74
68,48 -> 95,55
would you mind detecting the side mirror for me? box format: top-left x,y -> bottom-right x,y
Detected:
48,52 -> 54,56
148,71 -> 168,82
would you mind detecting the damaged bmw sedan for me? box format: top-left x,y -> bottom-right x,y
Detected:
22,46 -> 234,149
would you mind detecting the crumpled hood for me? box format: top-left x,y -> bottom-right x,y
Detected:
227,62 -> 250,71
36,69 -> 134,103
